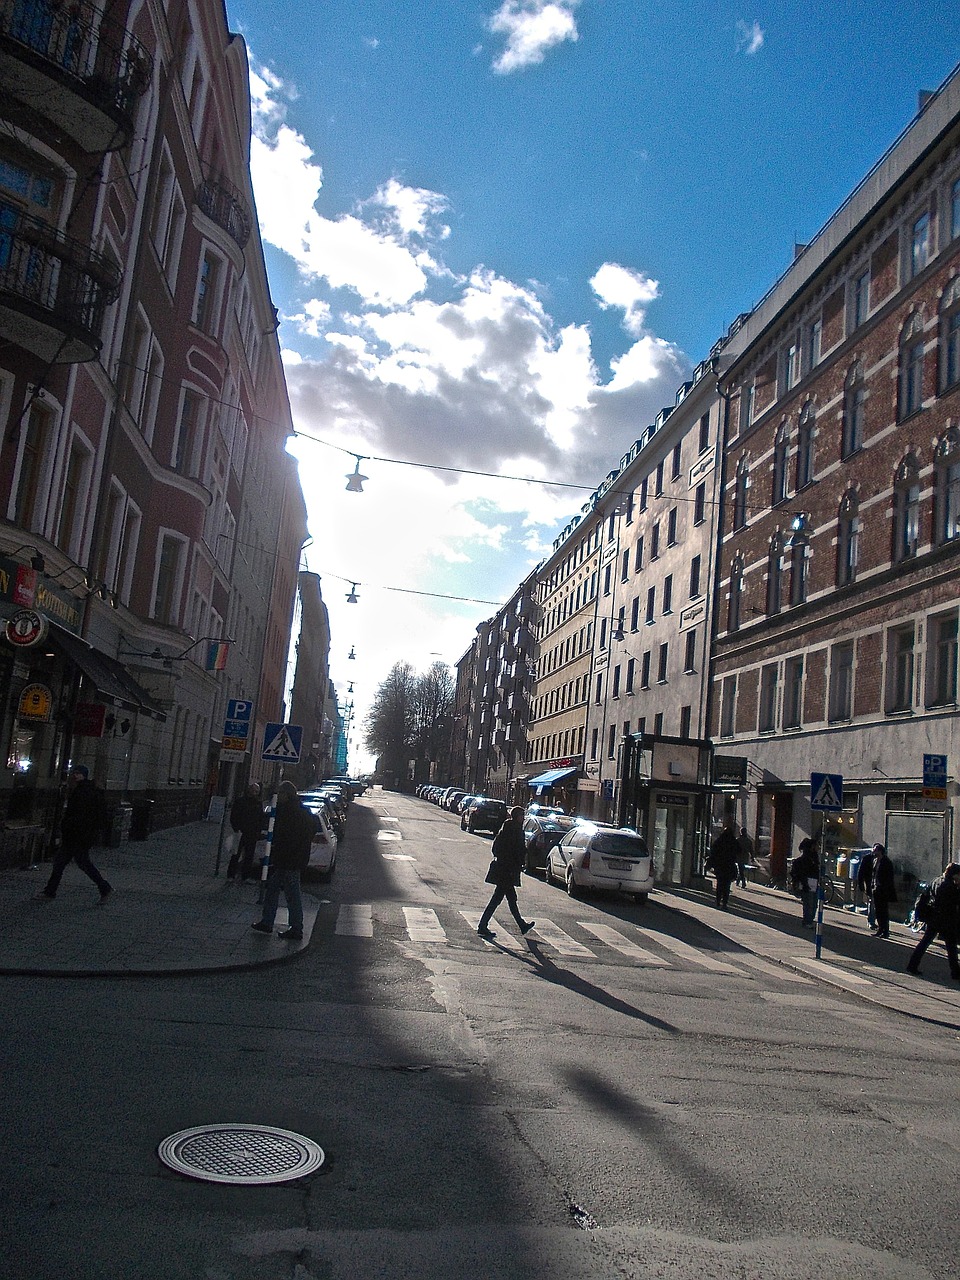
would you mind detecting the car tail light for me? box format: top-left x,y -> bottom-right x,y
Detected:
581,849 -> 591,869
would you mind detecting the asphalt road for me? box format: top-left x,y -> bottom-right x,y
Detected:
3,791 -> 959,1279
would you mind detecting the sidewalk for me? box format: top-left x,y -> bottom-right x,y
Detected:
657,880 -> 960,1031
0,820 -> 319,976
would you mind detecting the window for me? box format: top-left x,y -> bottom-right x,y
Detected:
683,629 -> 697,673
671,442 -> 682,479
653,712 -> 664,735
630,595 -> 640,631
886,625 -> 915,713
759,664 -> 779,732
836,491 -> 860,586
620,548 -> 629,581
829,642 -> 854,721
657,643 -> 668,683
898,312 -> 926,420
606,512 -> 616,542
634,536 -> 644,573
603,563 -> 612,595
679,705 -> 691,738
806,316 -> 822,372
689,554 -> 701,598
13,398 -> 55,532
795,402 -> 816,489
783,656 -> 804,729
612,665 -> 621,698
720,675 -> 737,737
939,277 -> 960,393
789,533 -> 808,607
782,339 -> 801,394
599,618 -> 607,649
625,491 -> 634,523
910,212 -> 931,278
732,458 -> 749,530
650,522 -> 660,558
699,412 -> 710,453
766,534 -> 784,615
667,507 -> 678,545
625,657 -> 635,693
741,381 -> 755,432
639,477 -> 648,510
851,269 -> 870,329
662,574 -> 673,614
727,557 -> 743,633
56,437 -> 91,559
772,421 -> 789,505
595,673 -> 603,703
140,337 -> 163,445
952,178 -> 960,240
591,727 -> 599,759
195,250 -> 222,333
935,429 -> 960,545
655,461 -> 664,496
640,651 -> 651,689
153,533 -> 186,625
608,725 -> 617,759
892,454 -> 921,562
842,362 -> 866,457
122,311 -> 150,416
174,388 -> 202,474
694,483 -> 706,524
928,613 -> 959,706
645,586 -> 655,624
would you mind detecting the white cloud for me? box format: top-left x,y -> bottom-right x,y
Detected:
735,19 -> 765,55
590,263 -> 661,337
488,1 -> 581,75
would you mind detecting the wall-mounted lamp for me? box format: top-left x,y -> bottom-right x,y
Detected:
345,457 -> 368,493
347,682 -> 354,693
346,583 -> 359,603
7,545 -> 45,572
786,512 -> 810,550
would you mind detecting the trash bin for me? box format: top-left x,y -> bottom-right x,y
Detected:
130,799 -> 154,841
105,803 -> 133,847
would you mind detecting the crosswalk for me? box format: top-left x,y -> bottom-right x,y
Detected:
323,902 -> 813,982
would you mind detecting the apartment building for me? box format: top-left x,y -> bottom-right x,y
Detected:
713,68 -> 960,894
0,1 -> 307,859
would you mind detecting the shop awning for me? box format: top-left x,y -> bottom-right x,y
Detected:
50,626 -> 164,716
527,766 -> 578,790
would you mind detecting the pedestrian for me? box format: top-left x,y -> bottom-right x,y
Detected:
228,782 -> 266,881
250,781 -> 316,940
42,766 -> 111,902
845,846 -> 876,923
906,863 -> 960,979
736,825 -> 753,889
869,842 -> 897,939
706,819 -> 740,909
790,837 -> 820,928
477,806 -> 535,940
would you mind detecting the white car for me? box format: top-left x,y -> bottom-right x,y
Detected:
547,823 -> 654,903
302,804 -> 339,881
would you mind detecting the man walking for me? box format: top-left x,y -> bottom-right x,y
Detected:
706,819 -> 740,910
869,842 -> 897,939
477,806 -> 534,940
251,781 -> 316,940
736,826 -> 753,889
906,863 -> 960,978
228,782 -> 266,881
791,837 -> 820,928
42,766 -> 111,901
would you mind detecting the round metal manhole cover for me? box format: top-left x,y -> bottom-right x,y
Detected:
157,1124 -> 324,1185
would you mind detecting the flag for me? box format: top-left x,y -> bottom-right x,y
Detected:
205,640 -> 229,671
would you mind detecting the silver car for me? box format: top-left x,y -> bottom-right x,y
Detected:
547,824 -> 654,903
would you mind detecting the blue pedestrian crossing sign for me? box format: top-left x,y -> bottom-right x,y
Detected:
810,772 -> 843,812
261,722 -> 303,763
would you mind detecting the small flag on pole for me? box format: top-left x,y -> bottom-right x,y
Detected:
205,640 -> 230,671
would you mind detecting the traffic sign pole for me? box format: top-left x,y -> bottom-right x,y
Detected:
258,793 -> 278,905
815,811 -> 826,960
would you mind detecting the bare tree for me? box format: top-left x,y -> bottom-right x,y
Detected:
364,662 -> 417,785
413,661 -> 455,780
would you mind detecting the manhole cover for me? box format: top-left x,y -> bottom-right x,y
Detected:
157,1124 -> 325,1185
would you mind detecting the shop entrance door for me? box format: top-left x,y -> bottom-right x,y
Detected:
652,793 -> 690,886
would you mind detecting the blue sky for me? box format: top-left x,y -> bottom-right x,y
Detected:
226,2 -> 960,769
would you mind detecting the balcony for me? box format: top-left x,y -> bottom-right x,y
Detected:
0,210 -> 121,361
0,0 -> 153,153
195,176 -> 251,249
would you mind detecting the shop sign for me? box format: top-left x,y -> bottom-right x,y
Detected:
655,792 -> 690,806
4,609 -> 49,648
18,682 -> 53,721
74,702 -> 106,738
714,754 -> 748,788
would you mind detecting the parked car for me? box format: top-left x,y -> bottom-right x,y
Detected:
522,812 -> 579,873
461,797 -> 508,834
451,793 -> 476,815
301,805 -> 339,881
299,791 -> 345,840
547,823 -> 653,902
441,788 -> 468,811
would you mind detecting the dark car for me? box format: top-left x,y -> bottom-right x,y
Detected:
522,812 -> 579,873
461,797 -> 508,834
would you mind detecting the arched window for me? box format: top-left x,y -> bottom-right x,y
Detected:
771,420 -> 789,505
787,516 -> 810,607
898,311 -> 926,420
939,277 -> 960,394
841,361 -> 866,458
934,428 -> 960,545
727,556 -> 743,633
892,453 -> 921,562
836,490 -> 860,587
795,401 -> 816,489
766,533 -> 784,616
732,456 -> 749,531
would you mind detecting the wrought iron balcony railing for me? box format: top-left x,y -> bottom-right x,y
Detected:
195,176 -> 251,249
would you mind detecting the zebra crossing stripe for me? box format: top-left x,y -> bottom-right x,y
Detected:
632,928 -> 741,973
402,907 -> 447,942
524,920 -> 595,956
578,922 -> 670,965
336,904 -> 373,937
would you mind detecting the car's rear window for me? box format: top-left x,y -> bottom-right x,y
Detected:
592,833 -> 649,856
542,817 -> 576,832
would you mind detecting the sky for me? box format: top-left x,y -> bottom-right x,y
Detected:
225,1 -> 960,773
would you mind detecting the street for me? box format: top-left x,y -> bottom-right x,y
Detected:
2,790 -> 959,1279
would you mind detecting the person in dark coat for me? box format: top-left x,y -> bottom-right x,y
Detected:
42,765 -> 111,901
706,819 -> 740,909
869,842 -> 897,938
791,837 -> 820,927
251,781 -> 317,940
735,826 -> 753,889
477,806 -> 534,940
228,782 -> 266,881
846,847 -> 876,925
906,863 -> 960,978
